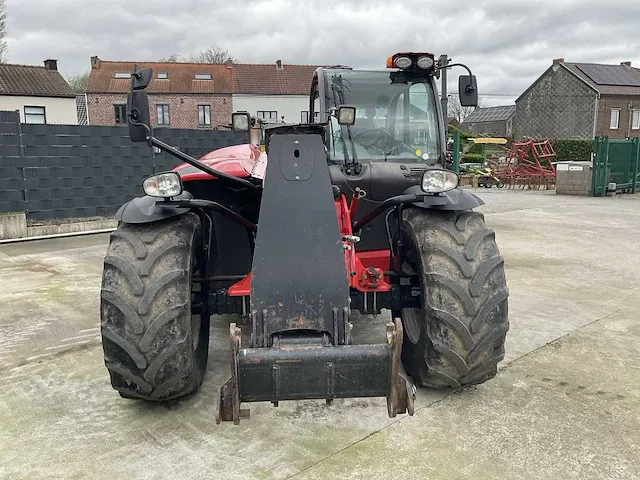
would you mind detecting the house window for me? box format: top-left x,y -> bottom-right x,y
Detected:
257,111 -> 278,121
198,105 -> 211,126
194,73 -> 212,80
632,109 -> 640,130
114,72 -> 130,79
156,104 -> 170,125
24,106 -> 46,124
610,108 -> 620,129
301,111 -> 319,123
157,72 -> 168,79
114,104 -> 127,125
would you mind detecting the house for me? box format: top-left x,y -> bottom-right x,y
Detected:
231,60 -> 321,124
447,117 -> 461,129
515,58 -> 640,139
460,105 -> 516,137
0,60 -> 78,124
85,56 -> 234,128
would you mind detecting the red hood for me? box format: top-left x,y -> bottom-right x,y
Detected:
173,143 -> 261,180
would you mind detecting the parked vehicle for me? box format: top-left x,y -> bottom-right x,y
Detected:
99,52 -> 509,423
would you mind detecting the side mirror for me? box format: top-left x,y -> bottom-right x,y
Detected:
337,105 -> 356,126
459,75 -> 478,107
127,90 -> 151,143
231,111 -> 251,132
132,67 -> 153,91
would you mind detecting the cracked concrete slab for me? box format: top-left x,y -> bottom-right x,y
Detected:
1,190 -> 639,480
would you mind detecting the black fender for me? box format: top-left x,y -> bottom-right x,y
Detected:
403,185 -> 485,211
114,191 -> 194,224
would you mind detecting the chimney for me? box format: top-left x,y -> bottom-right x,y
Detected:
276,59 -> 283,70
553,57 -> 564,65
91,56 -> 101,69
621,61 -> 632,67
44,59 -> 58,71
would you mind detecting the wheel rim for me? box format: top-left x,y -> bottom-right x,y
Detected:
401,307 -> 422,344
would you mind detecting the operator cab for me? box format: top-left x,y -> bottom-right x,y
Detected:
309,53 -> 449,170
305,52 -> 478,251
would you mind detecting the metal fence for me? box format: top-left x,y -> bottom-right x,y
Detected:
592,136 -> 640,196
0,111 -> 249,221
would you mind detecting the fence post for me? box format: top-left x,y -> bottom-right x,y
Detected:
591,137 -> 600,196
633,137 -> 640,194
452,129 -> 461,174
15,113 -> 29,214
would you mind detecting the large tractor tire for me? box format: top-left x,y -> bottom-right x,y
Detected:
399,208 -> 509,389
100,212 -> 210,401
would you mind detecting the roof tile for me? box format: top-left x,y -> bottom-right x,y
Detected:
231,63 -> 321,95
86,60 -> 234,94
0,63 -> 76,98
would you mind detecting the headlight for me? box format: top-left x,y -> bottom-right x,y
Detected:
231,112 -> 250,132
417,56 -> 434,69
393,55 -> 412,69
143,172 -> 183,198
421,169 -> 458,193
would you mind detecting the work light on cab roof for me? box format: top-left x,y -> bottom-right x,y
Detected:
386,52 -> 436,72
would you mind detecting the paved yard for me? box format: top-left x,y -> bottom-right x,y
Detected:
0,189 -> 639,480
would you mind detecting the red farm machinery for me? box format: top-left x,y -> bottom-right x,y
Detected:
98,52 -> 510,423
489,138 -> 557,189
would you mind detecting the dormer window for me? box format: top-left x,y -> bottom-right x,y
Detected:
194,73 -> 212,80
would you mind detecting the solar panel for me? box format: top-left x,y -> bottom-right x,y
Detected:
575,64 -> 640,86
464,105 -> 515,123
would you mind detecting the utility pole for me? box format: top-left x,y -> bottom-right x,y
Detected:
439,54 -> 450,123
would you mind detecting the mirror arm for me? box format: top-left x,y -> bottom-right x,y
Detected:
147,136 -> 260,193
436,62 -> 476,92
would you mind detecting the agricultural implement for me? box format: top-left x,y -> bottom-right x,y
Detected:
99,52 -> 510,423
493,138 -> 557,189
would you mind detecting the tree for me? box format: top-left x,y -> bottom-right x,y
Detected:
0,0 -> 7,63
159,45 -> 238,64
159,53 -> 181,62
447,95 -> 476,123
66,71 -> 90,93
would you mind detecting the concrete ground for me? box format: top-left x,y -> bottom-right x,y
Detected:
1,189 -> 639,480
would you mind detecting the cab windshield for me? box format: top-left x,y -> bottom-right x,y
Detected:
326,70 -> 441,164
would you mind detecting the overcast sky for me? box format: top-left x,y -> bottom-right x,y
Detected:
4,0 -> 640,106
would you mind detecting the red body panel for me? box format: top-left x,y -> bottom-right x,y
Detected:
227,193 -> 392,297
173,143 -> 260,181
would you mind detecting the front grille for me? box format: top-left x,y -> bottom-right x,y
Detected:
401,164 -> 429,180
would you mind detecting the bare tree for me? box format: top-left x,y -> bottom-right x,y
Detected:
159,46 -> 238,64
188,46 -> 238,64
0,0 -> 7,63
447,95 -> 476,123
159,53 -> 181,62
66,70 -> 90,93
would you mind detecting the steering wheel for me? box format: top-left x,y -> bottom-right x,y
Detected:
352,128 -> 393,150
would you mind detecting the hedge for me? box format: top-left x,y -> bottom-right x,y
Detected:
461,153 -> 485,162
551,138 -> 593,162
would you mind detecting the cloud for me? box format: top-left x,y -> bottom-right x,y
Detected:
4,0 -> 640,106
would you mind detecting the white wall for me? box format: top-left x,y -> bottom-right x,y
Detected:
0,96 -> 78,125
232,94 -> 311,124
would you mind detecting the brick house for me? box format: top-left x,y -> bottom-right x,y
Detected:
0,60 -> 77,124
232,60 -> 321,124
460,105 -> 516,137
515,58 -> 640,139
85,56 -> 234,129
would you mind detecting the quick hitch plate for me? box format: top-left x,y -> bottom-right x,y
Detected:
215,318 -> 415,424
